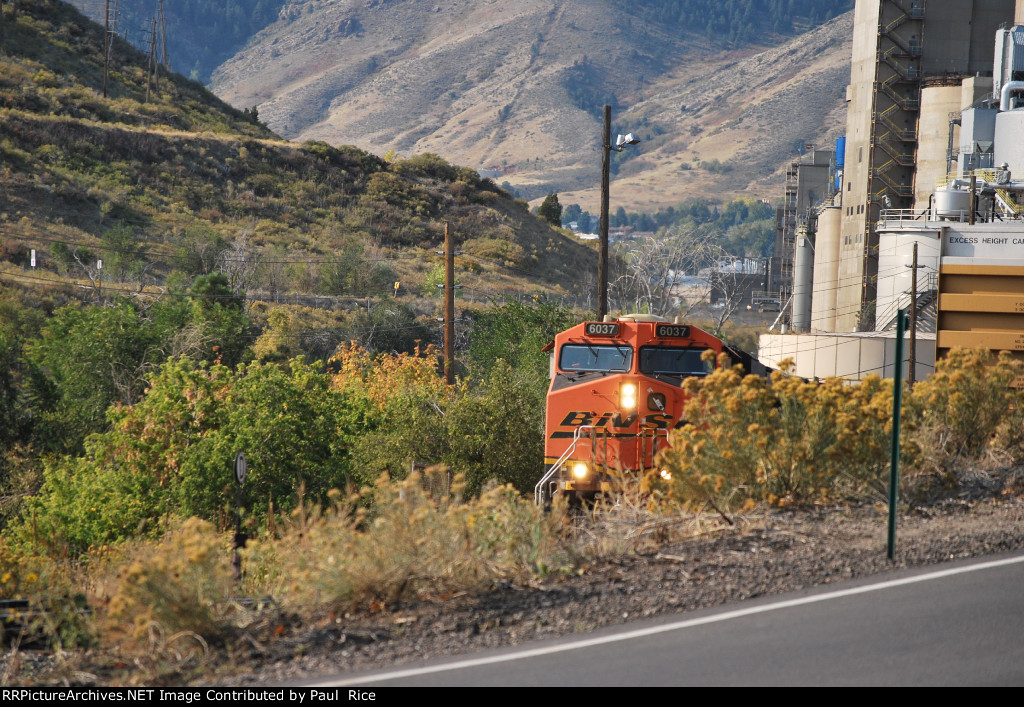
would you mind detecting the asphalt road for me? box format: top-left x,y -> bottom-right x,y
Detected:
308,553 -> 1024,687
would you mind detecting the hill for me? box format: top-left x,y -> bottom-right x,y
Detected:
205,0 -> 853,211
0,0 -> 595,314
67,0 -> 288,82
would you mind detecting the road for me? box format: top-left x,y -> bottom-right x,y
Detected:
307,553 -> 1024,686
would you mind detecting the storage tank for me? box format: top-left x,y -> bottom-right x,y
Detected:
792,225 -> 814,333
811,206 -> 841,333
933,188 -> 970,220
876,229 -> 941,332
916,84 -> 962,212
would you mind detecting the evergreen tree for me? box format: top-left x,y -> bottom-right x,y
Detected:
538,193 -> 562,227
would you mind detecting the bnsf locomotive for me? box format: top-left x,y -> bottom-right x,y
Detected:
535,314 -> 767,506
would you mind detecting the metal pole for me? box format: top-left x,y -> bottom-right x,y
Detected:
598,104 -> 611,322
969,174 -> 977,225
444,222 -> 455,385
888,307 -> 908,561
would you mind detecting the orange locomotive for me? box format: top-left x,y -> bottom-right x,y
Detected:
535,314 -> 767,506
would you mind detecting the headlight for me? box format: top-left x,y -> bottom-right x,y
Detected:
620,382 -> 637,410
572,462 -> 589,479
660,469 -> 672,481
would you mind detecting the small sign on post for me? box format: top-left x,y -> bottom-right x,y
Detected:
232,452 -> 248,580
234,452 -> 247,485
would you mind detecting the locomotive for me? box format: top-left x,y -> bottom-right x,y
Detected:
535,314 -> 768,506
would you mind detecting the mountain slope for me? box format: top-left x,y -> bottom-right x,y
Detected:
209,0 -> 853,209
0,0 -> 594,308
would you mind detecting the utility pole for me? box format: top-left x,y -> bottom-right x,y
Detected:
150,17 -> 159,93
908,241 -> 918,386
158,0 -> 169,69
598,104 -> 611,322
442,222 -> 457,385
145,18 -> 154,102
103,0 -> 110,98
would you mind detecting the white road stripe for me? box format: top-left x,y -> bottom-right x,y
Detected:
309,553 -> 1024,686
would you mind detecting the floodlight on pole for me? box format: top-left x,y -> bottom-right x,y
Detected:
598,107 -> 634,319
598,106 -> 640,322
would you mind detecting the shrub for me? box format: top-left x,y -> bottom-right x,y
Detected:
654,355 -> 894,511
241,471 -> 565,613
394,153 -> 459,182
107,518 -> 235,644
14,357 -> 372,553
903,348 -> 1024,471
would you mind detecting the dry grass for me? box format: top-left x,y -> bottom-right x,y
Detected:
103,518 -> 238,646
240,470 -> 572,615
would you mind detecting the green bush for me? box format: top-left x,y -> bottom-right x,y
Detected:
14,357 -> 372,554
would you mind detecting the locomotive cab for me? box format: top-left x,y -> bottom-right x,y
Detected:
536,314 -> 725,506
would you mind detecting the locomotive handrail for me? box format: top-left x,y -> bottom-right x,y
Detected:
535,425 -> 597,506
535,425 -> 673,506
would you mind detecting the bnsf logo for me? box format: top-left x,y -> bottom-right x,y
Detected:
559,411 -> 674,429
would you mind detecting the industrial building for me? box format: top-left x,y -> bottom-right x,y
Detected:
759,0 -> 1024,380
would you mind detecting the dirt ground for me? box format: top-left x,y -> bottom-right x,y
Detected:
6,477 -> 1024,687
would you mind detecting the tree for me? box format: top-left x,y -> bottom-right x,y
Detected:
466,300 -> 576,381
350,298 -> 432,355
610,222 -> 728,318
101,222 -> 149,284
562,202 -> 583,227
612,206 -> 628,227
26,302 -> 161,453
189,272 -> 250,366
538,193 -> 562,227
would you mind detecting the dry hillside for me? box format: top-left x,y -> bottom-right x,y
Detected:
209,0 -> 852,211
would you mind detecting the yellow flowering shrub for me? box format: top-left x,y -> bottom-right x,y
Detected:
107,518 -> 235,643
653,354 -> 894,511
903,347 -> 1024,471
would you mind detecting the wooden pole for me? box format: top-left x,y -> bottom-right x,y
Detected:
598,104 -> 611,322
151,17 -> 159,91
145,18 -> 155,102
103,0 -> 110,98
158,0 -> 169,69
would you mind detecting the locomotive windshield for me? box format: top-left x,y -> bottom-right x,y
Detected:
559,344 -> 633,372
639,347 -> 713,376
